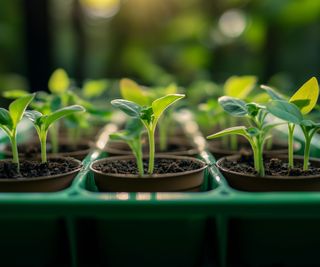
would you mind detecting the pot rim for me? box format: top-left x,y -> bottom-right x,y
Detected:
216,154 -> 320,181
90,154 -> 207,179
0,157 -> 82,182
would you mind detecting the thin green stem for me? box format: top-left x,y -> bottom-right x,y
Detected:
252,138 -> 265,176
303,135 -> 311,171
147,127 -> 155,174
10,130 -> 19,172
40,132 -> 47,163
129,140 -> 144,176
288,123 -> 295,168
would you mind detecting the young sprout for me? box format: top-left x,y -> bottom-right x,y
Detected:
110,119 -> 144,176
25,105 -> 85,163
207,96 -> 280,176
111,94 -> 185,174
263,77 -> 319,169
0,94 -> 35,171
119,78 -> 181,151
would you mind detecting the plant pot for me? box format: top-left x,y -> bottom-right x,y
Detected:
104,138 -> 198,157
90,155 -> 207,192
208,138 -> 299,159
216,154 -> 320,192
0,157 -> 82,192
2,139 -> 91,160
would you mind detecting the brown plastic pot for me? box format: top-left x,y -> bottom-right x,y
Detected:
0,157 -> 82,192
208,139 -> 300,159
216,154 -> 320,192
90,155 -> 207,192
104,138 -> 198,157
3,139 -> 91,161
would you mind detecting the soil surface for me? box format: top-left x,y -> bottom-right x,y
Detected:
94,158 -> 203,175
221,155 -> 320,176
0,158 -> 80,179
4,143 -> 89,157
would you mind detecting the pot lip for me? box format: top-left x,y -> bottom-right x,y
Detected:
216,154 -> 320,180
90,154 -> 207,179
0,157 -> 82,182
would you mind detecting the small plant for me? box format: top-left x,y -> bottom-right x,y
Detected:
119,78 -> 182,151
25,105 -> 85,163
207,96 -> 280,176
110,119 -> 144,176
111,93 -> 185,174
264,77 -> 319,170
0,94 -> 35,171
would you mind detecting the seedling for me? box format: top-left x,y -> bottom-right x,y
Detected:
111,93 -> 185,174
263,77 -> 319,169
200,76 -> 257,149
119,78 -> 182,151
110,119 -> 144,176
25,105 -> 85,163
207,96 -> 280,176
0,94 -> 35,171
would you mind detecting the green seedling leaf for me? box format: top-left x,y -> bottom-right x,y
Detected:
0,108 -> 12,128
3,89 -> 29,99
48,68 -> 70,95
289,77 -> 319,115
83,79 -> 108,98
152,94 -> 185,121
9,94 -> 35,128
266,100 -> 303,124
43,105 -> 85,130
207,126 -> 250,139
110,119 -> 143,141
246,103 -> 265,117
111,99 -> 141,117
224,75 -> 257,99
24,110 -> 42,124
218,96 -> 248,117
120,78 -> 150,106
140,106 -> 153,124
260,85 -> 285,100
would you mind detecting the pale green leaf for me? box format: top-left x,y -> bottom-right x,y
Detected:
218,96 -> 248,117
9,94 -> 35,128
82,79 -> 108,98
152,94 -> 185,121
120,78 -> 150,106
289,77 -> 319,115
224,76 -> 257,99
207,126 -> 250,139
266,100 -> 303,124
48,69 -> 70,95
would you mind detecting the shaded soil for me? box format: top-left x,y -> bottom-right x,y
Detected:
221,155 -> 320,177
0,158 -> 80,179
4,143 -> 90,157
94,158 -> 203,175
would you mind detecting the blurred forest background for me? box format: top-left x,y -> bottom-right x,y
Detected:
1,0 -> 320,93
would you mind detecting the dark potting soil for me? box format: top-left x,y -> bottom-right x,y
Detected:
4,143 -> 89,156
0,158 -> 80,179
94,158 -> 203,175
221,156 -> 320,177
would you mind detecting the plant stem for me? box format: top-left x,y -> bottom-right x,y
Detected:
10,131 -> 19,172
129,140 -> 144,176
40,132 -> 47,163
288,123 -> 295,168
303,135 -> 311,171
253,138 -> 265,176
147,127 -> 155,174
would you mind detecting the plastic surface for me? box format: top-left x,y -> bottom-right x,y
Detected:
0,114 -> 320,266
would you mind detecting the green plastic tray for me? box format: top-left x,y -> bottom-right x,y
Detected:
0,116 -> 320,267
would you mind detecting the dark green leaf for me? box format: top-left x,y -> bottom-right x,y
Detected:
266,100 -> 303,124
0,108 -> 12,128
218,96 -> 248,117
140,107 -> 154,124
111,99 -> 141,117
